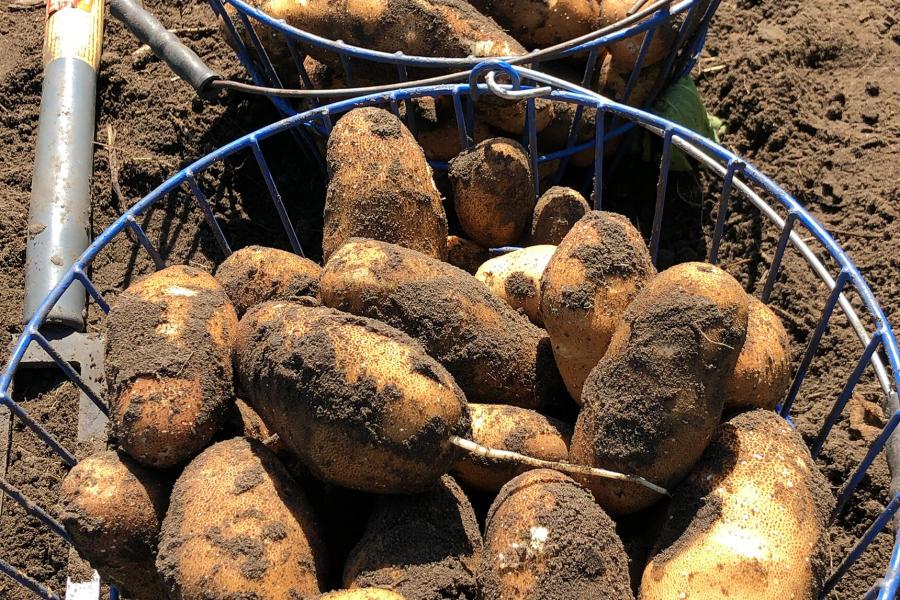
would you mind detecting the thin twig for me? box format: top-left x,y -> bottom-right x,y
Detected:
770,304 -> 805,329
450,436 -> 670,496
697,327 -> 735,350
106,125 -> 127,213
829,227 -> 881,241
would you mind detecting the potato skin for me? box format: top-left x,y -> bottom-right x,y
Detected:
214,245 -> 321,316
233,301 -> 471,493
569,262 -> 750,515
641,410 -> 831,600
724,298 -> 791,411
324,107 -> 448,261
600,0 -> 677,71
446,235 -> 490,274
476,245 -> 557,325
320,239 -> 567,411
157,437 -> 324,599
344,475 -> 482,600
59,451 -> 168,600
479,469 -> 634,599
453,404 -> 571,492
105,265 -> 237,468
539,211 -> 656,403
529,186 -> 591,246
449,138 -> 534,248
468,0 -> 603,48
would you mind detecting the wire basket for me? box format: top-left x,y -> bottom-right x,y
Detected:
1,63 -> 899,599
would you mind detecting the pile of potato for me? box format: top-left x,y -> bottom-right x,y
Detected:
60,105 -> 830,600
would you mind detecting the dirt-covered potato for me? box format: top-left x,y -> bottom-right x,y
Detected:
529,186 -> 591,245
214,245 -> 321,316
475,95 -> 557,136
724,297 -> 792,411
479,469 -> 634,599
343,475 -> 482,599
468,0 -> 603,48
59,451 -> 168,600
540,211 -> 656,402
222,398 -> 290,459
449,138 -> 534,248
320,239 -> 566,411
453,404 -> 572,492
105,265 -> 237,468
233,301 -> 471,493
597,50 -> 666,109
641,410 -> 831,600
318,591 -> 406,600
414,97 -> 496,162
157,437 -> 325,599
476,245 -> 556,325
569,262 -> 750,515
539,101 -> 600,167
324,107 -> 448,260
447,235 -> 490,274
600,0 -> 677,71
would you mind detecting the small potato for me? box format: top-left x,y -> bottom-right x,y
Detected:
233,301 -> 471,493
59,451 -> 168,600
157,437 -> 325,599
540,211 -> 656,402
324,107 -> 448,260
318,591 -> 406,600
449,138 -> 534,248
453,404 -> 571,492
478,469 -> 634,599
529,186 -> 591,245
214,245 -> 322,316
724,297 -> 792,411
344,475 -> 482,599
600,0 -> 677,72
569,262 -> 750,515
223,398 -> 290,458
641,410 -> 831,600
447,235 -> 490,274
468,0 -> 603,48
105,265 -> 237,468
476,245 -> 556,325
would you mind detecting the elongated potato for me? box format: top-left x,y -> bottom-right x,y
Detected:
157,437 -> 325,599
105,265 -> 237,468
569,262 -> 750,515
447,235 -> 490,274
214,245 -> 321,316
318,591 -> 406,600
724,297 -> 791,411
598,52 -> 665,108
600,0 -> 677,71
529,186 -> 591,245
540,211 -> 656,402
476,245 -> 556,325
233,301 -> 471,493
324,107 -> 447,261
344,475 -> 482,599
479,469 -> 634,599
641,410 -> 831,600
320,239 -> 566,411
59,451 -> 168,600
449,138 -> 534,248
453,404 -> 571,492
468,0 -> 603,48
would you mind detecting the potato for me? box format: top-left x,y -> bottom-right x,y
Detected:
233,300 -> 471,493
453,404 -> 571,492
529,186 -> 591,245
478,469 -> 634,599
324,107 -> 448,261
214,245 -> 322,316
157,437 -> 325,599
598,52 -> 665,108
569,262 -> 750,515
475,95 -> 557,136
724,298 -> 792,411
105,265 -> 237,468
468,0 -> 603,48
413,96 -> 496,162
476,245 -> 556,325
447,235 -> 490,274
600,0 -> 677,72
320,239 -> 566,411
318,591 -> 406,600
223,398 -> 291,459
59,451 -> 168,600
539,211 -> 656,402
449,138 -> 534,248
344,475 -> 482,599
640,410 -> 831,600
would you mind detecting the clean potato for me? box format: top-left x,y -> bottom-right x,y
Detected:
233,300 -> 471,493
446,235 -> 490,274
104,265 -> 237,468
468,0 -> 603,48
529,186 -> 591,245
320,239 -> 566,411
641,410 -> 831,600
569,262 -> 750,515
540,211 -> 656,402
476,245 -> 557,325
157,437 -> 324,599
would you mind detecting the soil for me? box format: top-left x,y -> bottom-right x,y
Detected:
0,0 -> 897,598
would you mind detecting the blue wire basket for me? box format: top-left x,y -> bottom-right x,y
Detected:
1,63 -> 898,599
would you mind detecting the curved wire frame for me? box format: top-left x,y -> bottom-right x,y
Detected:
1,64 -> 898,599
